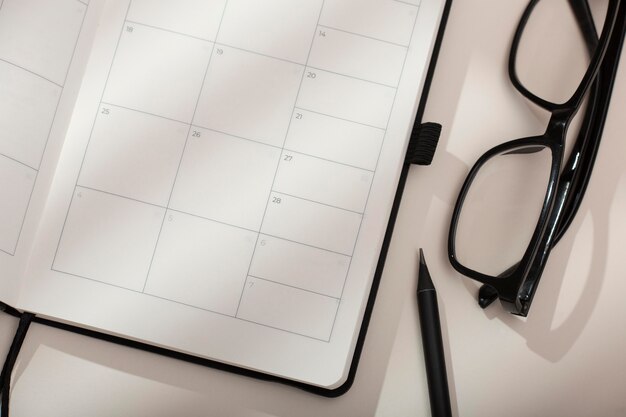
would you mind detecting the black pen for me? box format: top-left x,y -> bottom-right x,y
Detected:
417,249 -> 452,417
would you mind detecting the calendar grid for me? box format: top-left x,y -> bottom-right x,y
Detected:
0,0 -> 89,256
50,0 -> 425,342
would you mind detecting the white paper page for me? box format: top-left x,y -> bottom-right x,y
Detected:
0,0 -> 104,303
20,0 -> 445,388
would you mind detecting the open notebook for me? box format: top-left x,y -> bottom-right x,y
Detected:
0,0 -> 447,392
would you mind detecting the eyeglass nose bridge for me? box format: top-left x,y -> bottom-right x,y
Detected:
545,108 -> 576,140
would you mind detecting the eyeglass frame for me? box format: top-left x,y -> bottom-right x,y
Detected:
448,0 -> 625,317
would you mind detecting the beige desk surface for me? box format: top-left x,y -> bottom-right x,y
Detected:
1,1 -> 625,416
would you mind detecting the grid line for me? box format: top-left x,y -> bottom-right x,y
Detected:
295,107 -> 386,130
283,149 -> 375,172
248,275 -> 340,300
317,24 -> 409,48
0,58 -> 63,88
0,153 -> 38,172
306,65 -> 398,89
125,19 -> 215,43
271,191 -> 365,215
392,0 -> 420,7
100,101 -> 188,125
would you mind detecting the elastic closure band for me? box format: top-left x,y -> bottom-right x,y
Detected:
1,312 -> 35,417
406,122 -> 442,165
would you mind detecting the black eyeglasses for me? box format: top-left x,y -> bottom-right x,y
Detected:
448,0 -> 626,316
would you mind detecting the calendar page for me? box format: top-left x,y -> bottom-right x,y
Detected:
15,0 -> 445,388
0,0 -> 103,303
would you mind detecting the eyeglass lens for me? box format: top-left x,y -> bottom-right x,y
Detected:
514,0 -> 609,104
454,145 -> 552,277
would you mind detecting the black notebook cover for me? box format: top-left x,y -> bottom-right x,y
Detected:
1,0 -> 452,397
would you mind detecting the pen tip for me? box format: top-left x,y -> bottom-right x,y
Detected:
417,248 -> 435,292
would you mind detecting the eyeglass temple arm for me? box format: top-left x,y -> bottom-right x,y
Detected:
554,1 -> 626,244
552,0 -> 601,241
568,0 -> 599,50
